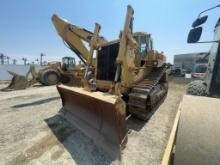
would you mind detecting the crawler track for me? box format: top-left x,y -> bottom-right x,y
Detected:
128,65 -> 168,120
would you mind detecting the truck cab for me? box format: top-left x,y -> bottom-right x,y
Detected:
187,15 -> 220,96
206,18 -> 220,95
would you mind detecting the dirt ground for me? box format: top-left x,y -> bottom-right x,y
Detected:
0,78 -> 187,165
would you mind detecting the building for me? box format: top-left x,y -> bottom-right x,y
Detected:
173,52 -> 208,73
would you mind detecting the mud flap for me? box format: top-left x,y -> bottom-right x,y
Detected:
1,72 -> 29,91
56,84 -> 128,158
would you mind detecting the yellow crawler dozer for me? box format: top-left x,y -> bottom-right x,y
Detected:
53,5 -> 168,157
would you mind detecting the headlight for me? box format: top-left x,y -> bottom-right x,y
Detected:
153,60 -> 158,66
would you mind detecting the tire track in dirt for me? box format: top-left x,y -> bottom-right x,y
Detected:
7,117 -> 75,165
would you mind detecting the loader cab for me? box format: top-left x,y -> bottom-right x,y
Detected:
62,56 -> 76,70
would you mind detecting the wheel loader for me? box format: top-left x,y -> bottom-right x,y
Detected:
2,13 -> 109,92
1,56 -> 83,91
53,5 -> 168,157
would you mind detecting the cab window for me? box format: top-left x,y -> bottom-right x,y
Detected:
140,36 -> 148,57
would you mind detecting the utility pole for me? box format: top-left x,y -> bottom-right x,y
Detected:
0,53 -> 4,65
13,59 -> 17,65
0,53 -> 8,65
35,58 -> 39,65
40,53 -> 46,66
22,58 -> 27,65
6,56 -> 10,64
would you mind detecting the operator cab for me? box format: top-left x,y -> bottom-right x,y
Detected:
133,32 -> 153,67
209,19 -> 220,95
133,32 -> 153,62
187,15 -> 220,95
62,56 -> 76,70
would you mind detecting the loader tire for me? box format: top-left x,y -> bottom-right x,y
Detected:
40,69 -> 60,85
186,80 -> 207,96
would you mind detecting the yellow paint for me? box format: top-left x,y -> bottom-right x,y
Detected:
161,103 -> 182,165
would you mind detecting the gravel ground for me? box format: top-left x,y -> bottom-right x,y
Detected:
0,80 -> 186,165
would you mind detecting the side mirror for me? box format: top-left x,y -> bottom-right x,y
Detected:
192,15 -> 208,27
187,27 -> 203,43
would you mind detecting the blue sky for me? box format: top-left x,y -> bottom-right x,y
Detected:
0,0 -> 219,64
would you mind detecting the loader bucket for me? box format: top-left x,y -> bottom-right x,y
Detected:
56,84 -> 128,158
1,73 -> 29,91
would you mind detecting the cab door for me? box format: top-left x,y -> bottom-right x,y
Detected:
209,42 -> 220,95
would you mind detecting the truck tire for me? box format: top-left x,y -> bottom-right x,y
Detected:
40,69 -> 61,85
186,80 -> 207,96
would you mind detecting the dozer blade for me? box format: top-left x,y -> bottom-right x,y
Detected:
57,84 -> 128,158
1,72 -> 29,91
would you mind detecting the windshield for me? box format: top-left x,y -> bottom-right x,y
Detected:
140,35 -> 148,56
62,57 -> 75,68
134,34 -> 149,58
195,65 -> 207,73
